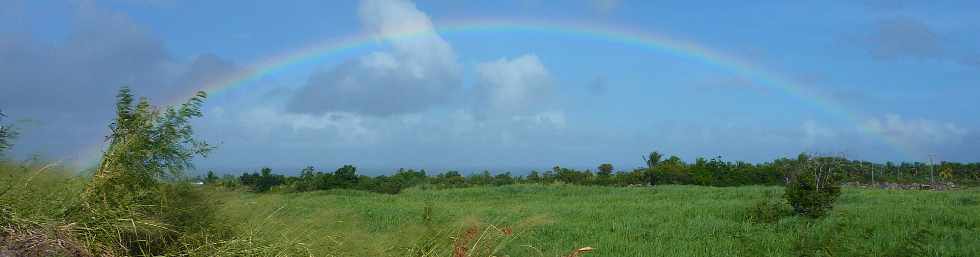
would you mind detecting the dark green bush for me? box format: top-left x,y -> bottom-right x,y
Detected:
0,110 -> 13,154
955,196 -> 977,206
784,155 -> 844,218
748,198 -> 793,224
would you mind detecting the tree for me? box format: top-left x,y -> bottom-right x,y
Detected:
334,165 -> 359,188
84,87 -> 212,205
526,170 -> 541,183
240,172 -> 260,186
597,163 -> 614,185
469,170 -> 494,185
74,88 -> 222,256
542,169 -> 557,183
392,168 -> 428,188
435,171 -> 465,187
644,151 -> 663,169
598,163 -> 614,177
0,109 -> 15,154
295,166 -> 318,192
784,154 -> 843,218
251,167 -> 286,192
205,170 -> 218,184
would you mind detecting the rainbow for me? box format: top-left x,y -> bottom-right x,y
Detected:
72,18 -> 918,167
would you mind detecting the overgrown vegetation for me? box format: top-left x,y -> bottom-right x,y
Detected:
216,184 -> 980,256
1,88 -> 269,256
748,193 -> 793,224
0,109 -> 14,155
784,154 -> 844,218
64,87 -> 222,256
0,89 -> 551,256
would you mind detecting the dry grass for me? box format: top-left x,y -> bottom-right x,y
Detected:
0,212 -> 92,257
563,247 -> 594,257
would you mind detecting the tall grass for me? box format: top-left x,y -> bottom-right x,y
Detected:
5,161 -> 979,256
0,161 -> 304,256
216,184 -> 980,257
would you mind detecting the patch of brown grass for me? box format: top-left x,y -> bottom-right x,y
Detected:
0,223 -> 93,257
563,247 -> 594,257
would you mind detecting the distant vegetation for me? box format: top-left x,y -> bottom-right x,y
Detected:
216,154 -> 980,195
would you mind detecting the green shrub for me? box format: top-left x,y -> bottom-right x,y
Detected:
784,155 -> 844,218
748,198 -> 793,224
955,196 -> 977,206
0,110 -> 14,154
70,87 -> 227,255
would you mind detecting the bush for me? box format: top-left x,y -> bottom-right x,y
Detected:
784,155 -> 844,218
748,198 -> 793,224
0,110 -> 15,154
955,196 -> 977,206
70,87 -> 227,255
0,89 -> 291,256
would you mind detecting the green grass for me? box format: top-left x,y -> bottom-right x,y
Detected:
4,161 -> 978,257
215,184 -> 980,257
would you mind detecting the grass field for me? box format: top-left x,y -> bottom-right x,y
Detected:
215,184 -> 980,257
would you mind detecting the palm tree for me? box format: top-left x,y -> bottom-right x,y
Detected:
643,151 -> 663,169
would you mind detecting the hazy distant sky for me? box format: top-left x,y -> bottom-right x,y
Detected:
2,0 -> 978,174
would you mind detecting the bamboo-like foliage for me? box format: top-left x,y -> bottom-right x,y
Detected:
83,87 -> 212,207
70,87 -> 219,255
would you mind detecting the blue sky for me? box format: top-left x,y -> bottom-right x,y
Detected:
2,0 -> 978,174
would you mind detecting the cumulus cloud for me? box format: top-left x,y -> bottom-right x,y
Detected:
287,0 -> 461,116
472,54 -> 556,119
860,114 -> 968,149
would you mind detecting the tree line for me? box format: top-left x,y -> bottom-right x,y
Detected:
209,152 -> 980,194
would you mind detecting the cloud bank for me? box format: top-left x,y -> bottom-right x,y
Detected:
0,1 -> 238,160
861,114 -> 968,148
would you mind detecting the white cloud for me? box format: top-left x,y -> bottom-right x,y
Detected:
512,111 -> 567,128
241,107 -> 378,145
860,114 -> 968,147
802,120 -> 836,147
472,54 -> 556,119
288,0 -> 461,116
